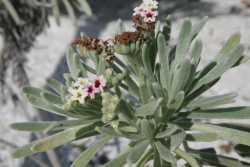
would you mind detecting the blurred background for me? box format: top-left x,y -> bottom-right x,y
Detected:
1,0 -> 250,166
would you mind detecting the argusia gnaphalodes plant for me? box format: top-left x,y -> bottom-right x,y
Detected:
11,0 -> 250,166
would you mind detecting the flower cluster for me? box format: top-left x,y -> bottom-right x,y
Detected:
113,31 -> 142,55
133,0 -> 158,23
72,37 -> 105,54
72,37 -> 114,63
68,75 -> 106,104
114,31 -> 141,45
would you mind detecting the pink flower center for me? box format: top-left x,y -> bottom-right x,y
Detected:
146,12 -> 154,18
87,85 -> 94,94
94,80 -> 101,88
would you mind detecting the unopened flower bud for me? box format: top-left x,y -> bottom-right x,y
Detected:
114,32 -> 141,55
101,92 -> 120,123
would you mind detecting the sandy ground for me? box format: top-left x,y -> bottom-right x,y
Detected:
1,0 -> 250,166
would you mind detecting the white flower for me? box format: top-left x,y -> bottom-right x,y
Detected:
68,87 -> 87,104
133,5 -> 145,16
143,0 -> 158,9
73,77 -> 89,88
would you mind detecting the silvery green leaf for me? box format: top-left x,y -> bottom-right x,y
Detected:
191,39 -> 203,66
82,62 -> 97,74
64,73 -> 74,87
33,125 -> 96,153
77,0 -> 92,16
175,149 -> 200,167
125,75 -> 140,97
97,56 -> 106,75
169,91 -> 185,110
134,148 -> 153,167
135,98 -> 162,117
152,143 -> 162,167
13,125 -> 95,158
175,20 -> 192,63
139,83 -> 152,103
170,59 -> 192,100
66,48 -> 82,78
186,93 -> 236,109
191,45 -> 244,93
27,93 -> 78,118
151,82 -> 162,98
117,100 -> 135,123
153,155 -> 162,167
195,61 -> 216,81
71,135 -> 111,167
155,124 -> 179,139
23,86 -> 77,117
185,78 -> 219,103
170,130 -> 186,151
11,121 -> 57,132
191,150 -> 250,167
155,141 -> 177,165
187,106 -> 250,119
12,143 -> 35,159
23,86 -> 47,97
119,126 -> 138,133
190,16 -> 208,40
158,33 -> 171,90
47,79 -> 66,96
140,119 -> 155,140
102,150 -> 130,167
128,140 -> 149,163
51,0 -> 60,25
216,33 -> 241,62
11,119 -> 99,132
155,21 -> 161,37
2,0 -> 23,25
96,127 -> 117,136
41,91 -> 63,105
191,123 -> 250,146
142,43 -> 154,81
62,0 -> 76,23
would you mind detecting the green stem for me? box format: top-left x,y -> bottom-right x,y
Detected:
152,143 -> 161,167
134,148 -> 153,167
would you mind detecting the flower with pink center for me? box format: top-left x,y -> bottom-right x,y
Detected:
133,0 -> 158,23
68,75 -> 107,103
142,10 -> 158,23
85,84 -> 96,99
92,75 -> 106,93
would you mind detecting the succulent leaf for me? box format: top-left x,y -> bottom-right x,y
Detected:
71,135 -> 111,167
128,140 -> 149,163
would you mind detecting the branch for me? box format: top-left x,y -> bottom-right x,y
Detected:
1,0 -> 24,25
